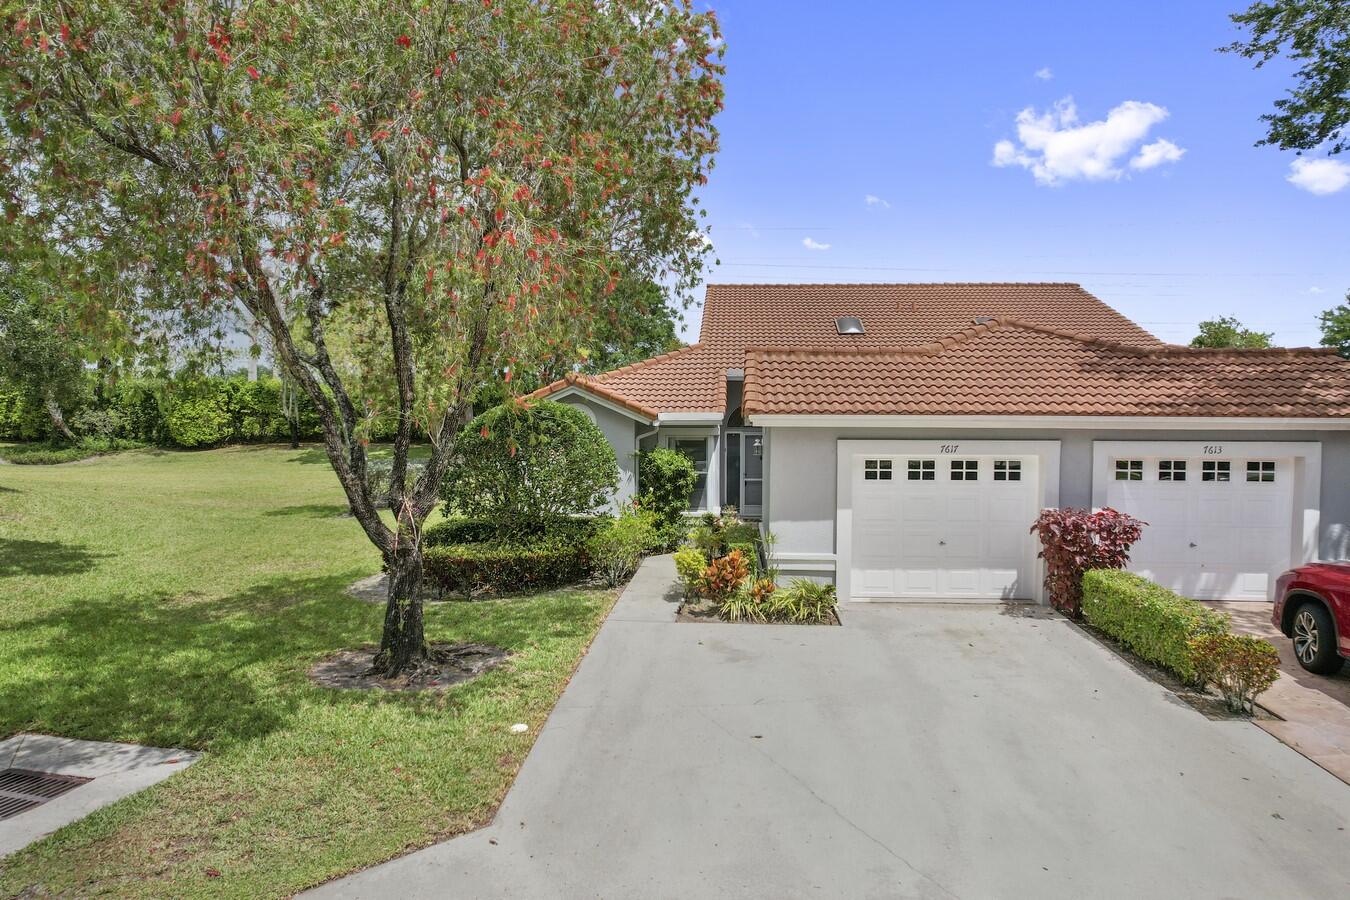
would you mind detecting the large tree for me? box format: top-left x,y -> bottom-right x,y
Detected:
1,1 -> 722,674
1224,1 -> 1350,155
0,267 -> 89,441
1190,315 -> 1275,349
1321,293 -> 1350,357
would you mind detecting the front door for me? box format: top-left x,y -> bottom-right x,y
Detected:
725,430 -> 763,518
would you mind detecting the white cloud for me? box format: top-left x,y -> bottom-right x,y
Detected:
801,237 -> 831,251
991,97 -> 1184,185
1309,286 -> 1326,294
737,222 -> 760,238
1287,157 -> 1350,195
864,194 -> 891,209
1034,67 -> 1053,81
688,228 -> 713,249
1130,138 -> 1186,170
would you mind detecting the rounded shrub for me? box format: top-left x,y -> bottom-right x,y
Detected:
441,399 -> 619,530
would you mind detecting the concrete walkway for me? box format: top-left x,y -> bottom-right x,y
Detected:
0,734 -> 198,857
312,557 -> 1350,899
1210,601 -> 1350,786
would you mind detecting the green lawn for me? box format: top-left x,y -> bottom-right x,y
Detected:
0,445 -> 615,897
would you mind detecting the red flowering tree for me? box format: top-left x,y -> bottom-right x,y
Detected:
1030,507 -> 1146,618
0,1 -> 722,673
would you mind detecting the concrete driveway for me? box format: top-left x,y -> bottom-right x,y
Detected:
312,557 -> 1350,899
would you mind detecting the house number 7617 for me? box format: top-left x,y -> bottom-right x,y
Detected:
939,444 -> 960,453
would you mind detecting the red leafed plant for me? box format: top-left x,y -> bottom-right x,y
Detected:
1030,507 -> 1145,618
697,549 -> 750,605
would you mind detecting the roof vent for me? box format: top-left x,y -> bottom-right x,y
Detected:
973,316 -> 995,325
835,316 -> 865,335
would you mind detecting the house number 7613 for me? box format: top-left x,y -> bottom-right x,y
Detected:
1202,445 -> 1224,455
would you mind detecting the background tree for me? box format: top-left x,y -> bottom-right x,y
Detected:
577,277 -> 683,375
1223,1 -> 1350,155
1,1 -> 722,674
492,275 -> 684,393
0,268 -> 89,441
1190,316 -> 1275,349
1321,293 -> 1350,357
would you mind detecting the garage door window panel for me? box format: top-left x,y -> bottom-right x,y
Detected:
864,459 -> 893,481
993,460 -> 1021,481
1158,460 -> 1187,482
1202,461 -> 1231,482
950,460 -> 978,481
906,459 -> 935,481
1114,459 -> 1143,481
1247,461 -> 1276,483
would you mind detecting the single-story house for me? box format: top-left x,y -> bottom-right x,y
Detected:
531,283 -> 1350,603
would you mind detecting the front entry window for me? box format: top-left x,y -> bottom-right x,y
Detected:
674,439 -> 709,509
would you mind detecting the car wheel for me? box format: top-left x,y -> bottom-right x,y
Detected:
1292,602 -> 1343,675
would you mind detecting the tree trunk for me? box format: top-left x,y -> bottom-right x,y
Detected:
287,415 -> 300,450
44,398 -> 76,443
374,541 -> 427,676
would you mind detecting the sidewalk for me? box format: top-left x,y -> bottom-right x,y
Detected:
1208,601 -> 1350,785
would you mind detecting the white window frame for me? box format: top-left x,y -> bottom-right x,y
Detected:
664,428 -> 720,514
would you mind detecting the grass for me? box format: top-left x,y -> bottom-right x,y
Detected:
0,445 -> 615,897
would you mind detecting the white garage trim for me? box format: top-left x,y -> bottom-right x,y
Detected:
836,439 -> 1061,604
1091,441 -> 1322,600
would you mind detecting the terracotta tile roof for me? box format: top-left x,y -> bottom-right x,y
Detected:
531,283 -> 1349,420
700,282 -> 1162,349
530,372 -> 661,421
741,319 -> 1350,419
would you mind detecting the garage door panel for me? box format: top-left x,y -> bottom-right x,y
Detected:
849,454 -> 1037,601
1104,451 -> 1294,601
857,568 -> 896,595
944,494 -> 982,525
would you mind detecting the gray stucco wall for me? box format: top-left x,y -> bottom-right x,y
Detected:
554,396 -> 642,510
765,425 -> 1350,579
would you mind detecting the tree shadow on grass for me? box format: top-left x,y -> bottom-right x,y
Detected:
285,447 -> 331,465
0,572 -> 379,751
261,503 -> 352,518
0,538 -> 110,577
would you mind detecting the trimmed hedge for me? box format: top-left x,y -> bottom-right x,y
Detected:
423,516 -> 605,548
421,516 -> 607,597
423,541 -> 592,599
1081,569 -> 1229,684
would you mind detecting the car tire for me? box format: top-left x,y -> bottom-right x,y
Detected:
1291,602 -> 1343,675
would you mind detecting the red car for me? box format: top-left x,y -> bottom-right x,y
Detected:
1273,563 -> 1350,675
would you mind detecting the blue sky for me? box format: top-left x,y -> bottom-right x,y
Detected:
682,0 -> 1349,347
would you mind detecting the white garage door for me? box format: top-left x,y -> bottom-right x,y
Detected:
851,454 -> 1038,600
1104,454 -> 1294,601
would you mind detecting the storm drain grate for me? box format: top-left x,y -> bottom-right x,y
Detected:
0,768 -> 92,819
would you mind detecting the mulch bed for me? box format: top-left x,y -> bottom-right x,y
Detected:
308,642 -> 511,692
1070,620 -> 1272,721
676,601 -> 841,626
